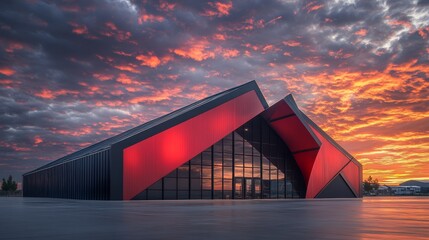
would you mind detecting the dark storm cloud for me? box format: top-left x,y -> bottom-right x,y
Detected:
0,0 -> 428,184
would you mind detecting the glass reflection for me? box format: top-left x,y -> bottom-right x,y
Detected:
137,116 -> 306,200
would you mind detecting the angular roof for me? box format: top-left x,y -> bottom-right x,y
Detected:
25,81 -> 268,175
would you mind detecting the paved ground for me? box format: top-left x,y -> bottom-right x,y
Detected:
1,197 -> 428,239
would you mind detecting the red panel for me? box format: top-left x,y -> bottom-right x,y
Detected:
123,91 -> 264,200
341,162 -> 360,196
293,150 -> 318,184
305,126 -> 351,198
270,117 -> 319,152
263,100 -> 294,120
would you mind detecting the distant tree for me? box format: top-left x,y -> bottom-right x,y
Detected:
363,176 -> 372,192
1,175 -> 17,192
363,175 -> 379,192
1,178 -> 6,191
373,178 -> 379,191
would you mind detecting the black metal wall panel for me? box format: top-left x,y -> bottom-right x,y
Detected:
23,149 -> 111,200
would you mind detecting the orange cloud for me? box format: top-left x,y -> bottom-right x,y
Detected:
203,1 -> 232,17
35,89 -> 55,99
93,73 -> 114,81
135,53 -> 161,68
53,126 -> 93,137
261,57 -> 429,185
101,22 -> 132,41
5,42 -> 24,53
116,73 -> 140,85
114,51 -> 133,56
0,67 -> 15,76
114,64 -> 140,73
138,14 -> 164,24
35,89 -> 79,99
283,40 -> 301,47
173,38 -> 215,61
129,87 -> 182,104
305,2 -> 324,13
159,1 -> 176,11
222,49 -> 239,58
68,22 -> 88,35
34,136 -> 43,145
213,33 -> 226,41
355,29 -> 368,36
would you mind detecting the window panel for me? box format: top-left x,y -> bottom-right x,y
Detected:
244,168 -> 253,178
190,155 -> 201,165
223,190 -> 232,199
190,165 -> 201,178
202,152 -> 212,166
190,190 -> 201,199
178,165 -> 189,178
253,168 -> 261,178
253,156 -> 261,168
244,155 -> 253,168
202,179 -> 212,190
262,170 -> 270,180
234,141 -> 243,155
214,140 -> 223,153
223,139 -> 233,153
235,166 -> 243,177
164,178 -> 176,190
202,166 -> 212,179
234,155 -> 244,167
213,152 -> 223,166
164,190 -> 176,200
244,141 -> 253,155
262,157 -> 270,170
191,179 -> 201,190
178,178 -> 189,190
234,132 -> 243,142
147,190 -> 162,200
223,153 -> 233,167
213,178 -> 222,191
214,166 -> 222,179
223,167 -> 232,179
178,190 -> 189,199
223,179 -> 232,191
148,179 -> 162,190
202,190 -> 212,199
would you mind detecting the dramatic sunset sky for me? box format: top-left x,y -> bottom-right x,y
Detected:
0,0 -> 428,185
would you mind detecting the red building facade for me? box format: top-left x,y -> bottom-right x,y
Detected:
24,81 -> 362,200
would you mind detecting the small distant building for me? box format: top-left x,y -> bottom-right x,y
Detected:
376,185 -> 391,196
391,186 -> 421,195
400,180 -> 429,194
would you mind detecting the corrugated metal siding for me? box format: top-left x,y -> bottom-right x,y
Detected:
23,149 -> 110,200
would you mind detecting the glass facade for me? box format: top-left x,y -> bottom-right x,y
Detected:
133,116 -> 306,200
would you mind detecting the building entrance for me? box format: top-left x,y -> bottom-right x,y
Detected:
234,178 -> 262,199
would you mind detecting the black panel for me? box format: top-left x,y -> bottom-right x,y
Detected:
22,149 -> 110,200
316,174 -> 356,198
133,116 -> 306,200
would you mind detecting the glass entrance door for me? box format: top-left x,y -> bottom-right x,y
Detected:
234,178 -> 261,199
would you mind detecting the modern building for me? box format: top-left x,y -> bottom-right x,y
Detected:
400,180 -> 429,194
391,186 -> 421,195
23,81 -> 362,200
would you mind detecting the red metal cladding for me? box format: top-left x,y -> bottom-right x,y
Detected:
264,100 -> 320,187
293,150 -> 319,184
306,126 -> 351,198
263,100 -> 294,120
123,91 -> 265,200
341,161 -> 360,196
270,117 -> 319,153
